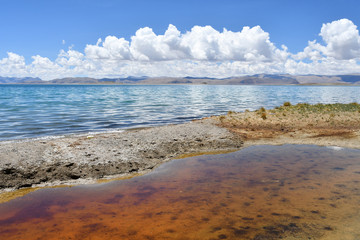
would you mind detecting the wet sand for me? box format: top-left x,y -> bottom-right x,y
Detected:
0,145 -> 359,240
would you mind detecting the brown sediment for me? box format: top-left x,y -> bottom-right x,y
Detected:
0,145 -> 359,239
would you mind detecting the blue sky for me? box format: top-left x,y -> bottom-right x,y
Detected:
1,0 -> 360,79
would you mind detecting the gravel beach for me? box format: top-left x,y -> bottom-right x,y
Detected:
0,118 -> 242,190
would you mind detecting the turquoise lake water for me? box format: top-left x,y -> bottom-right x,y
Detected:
0,84 -> 359,141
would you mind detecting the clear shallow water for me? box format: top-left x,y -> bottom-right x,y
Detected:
1,84 -> 360,141
1,145 -> 360,239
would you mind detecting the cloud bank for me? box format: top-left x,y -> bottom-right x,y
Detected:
1,19 -> 360,80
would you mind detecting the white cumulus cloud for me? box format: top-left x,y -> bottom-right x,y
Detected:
129,25 -> 188,61
85,36 -> 131,60
83,24 -> 288,62
0,52 -> 28,77
296,19 -> 360,60
320,19 -> 360,59
1,20 -> 360,80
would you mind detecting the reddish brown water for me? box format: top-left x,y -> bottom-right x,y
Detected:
1,145 -> 360,240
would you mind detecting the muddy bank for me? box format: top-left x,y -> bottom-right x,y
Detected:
0,119 -> 242,190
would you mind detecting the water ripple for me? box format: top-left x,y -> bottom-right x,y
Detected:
0,84 -> 360,140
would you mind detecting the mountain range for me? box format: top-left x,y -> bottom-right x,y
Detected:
1,74 -> 360,85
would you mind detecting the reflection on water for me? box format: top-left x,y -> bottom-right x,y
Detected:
0,145 -> 360,239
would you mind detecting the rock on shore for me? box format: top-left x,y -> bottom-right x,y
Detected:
0,119 -> 242,190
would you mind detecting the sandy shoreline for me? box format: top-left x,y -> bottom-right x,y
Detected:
1,103 -> 359,195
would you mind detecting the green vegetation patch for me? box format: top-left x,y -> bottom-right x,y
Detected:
272,102 -> 360,113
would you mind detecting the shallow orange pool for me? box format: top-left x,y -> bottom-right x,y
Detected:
1,145 -> 360,239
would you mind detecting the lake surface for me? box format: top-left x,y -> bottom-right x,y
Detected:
0,145 -> 360,239
1,84 -> 360,141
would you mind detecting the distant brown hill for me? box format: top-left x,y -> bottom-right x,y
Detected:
1,74 -> 360,85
